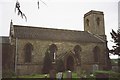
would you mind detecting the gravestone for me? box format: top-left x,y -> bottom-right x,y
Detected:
112,66 -> 118,72
44,74 -> 48,78
57,72 -> 63,80
66,70 -> 72,79
93,64 -> 99,72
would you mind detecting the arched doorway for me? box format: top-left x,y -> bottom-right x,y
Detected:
74,45 -> 82,66
66,55 -> 74,71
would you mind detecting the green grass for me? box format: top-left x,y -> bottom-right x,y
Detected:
63,72 -> 78,78
13,70 -> 120,79
93,70 -> 120,76
13,74 -> 46,78
13,72 -> 78,78
93,70 -> 120,79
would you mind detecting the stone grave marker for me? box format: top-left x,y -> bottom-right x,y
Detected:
66,70 -> 72,79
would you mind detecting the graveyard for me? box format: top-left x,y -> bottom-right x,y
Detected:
1,1 -> 120,80
12,70 -> 120,79
14,72 -> 78,78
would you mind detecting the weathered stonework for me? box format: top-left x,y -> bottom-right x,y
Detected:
13,38 -> 107,75
8,10 -> 110,75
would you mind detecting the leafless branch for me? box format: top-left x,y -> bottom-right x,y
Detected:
37,0 -> 47,9
15,1 -> 27,21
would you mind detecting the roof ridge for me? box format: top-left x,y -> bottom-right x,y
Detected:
13,25 -> 83,32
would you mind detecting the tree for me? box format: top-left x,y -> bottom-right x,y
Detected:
15,0 -> 27,21
14,0 -> 47,21
110,29 -> 120,72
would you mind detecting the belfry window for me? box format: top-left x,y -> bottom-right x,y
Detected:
86,19 -> 89,26
93,46 -> 100,63
96,17 -> 100,26
24,43 -> 33,63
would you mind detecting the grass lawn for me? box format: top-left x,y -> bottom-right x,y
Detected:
13,70 -> 120,79
14,74 -> 46,78
13,72 -> 78,78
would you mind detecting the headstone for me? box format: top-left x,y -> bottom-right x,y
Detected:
66,70 -> 72,79
93,64 -> 99,72
44,74 -> 48,78
112,66 -> 118,72
57,72 -> 63,80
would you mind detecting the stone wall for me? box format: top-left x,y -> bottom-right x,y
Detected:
15,38 -> 106,75
2,42 -> 15,77
17,64 -> 41,75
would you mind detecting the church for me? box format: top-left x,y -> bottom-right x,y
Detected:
8,10 -> 110,75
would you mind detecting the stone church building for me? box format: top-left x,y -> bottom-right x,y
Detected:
8,10 -> 110,75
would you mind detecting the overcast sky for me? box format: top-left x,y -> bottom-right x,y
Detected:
0,0 -> 119,59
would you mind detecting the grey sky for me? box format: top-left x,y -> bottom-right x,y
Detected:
0,0 -> 119,58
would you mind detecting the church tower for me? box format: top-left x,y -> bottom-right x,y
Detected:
84,10 -> 106,40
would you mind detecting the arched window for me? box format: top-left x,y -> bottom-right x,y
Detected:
49,44 -> 57,62
24,43 -> 33,63
96,17 -> 100,26
86,19 -> 89,26
93,46 -> 100,63
74,45 -> 81,54
74,45 -> 81,65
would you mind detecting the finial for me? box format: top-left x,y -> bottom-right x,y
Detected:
11,19 -> 12,23
10,19 -> 13,27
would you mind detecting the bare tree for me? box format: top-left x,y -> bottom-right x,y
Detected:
15,0 -> 27,21
38,0 -> 47,9
14,0 -> 47,21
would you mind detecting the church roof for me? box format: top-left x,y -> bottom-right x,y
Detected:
12,25 -> 105,43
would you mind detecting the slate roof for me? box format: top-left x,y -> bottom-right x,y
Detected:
12,25 -> 105,43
